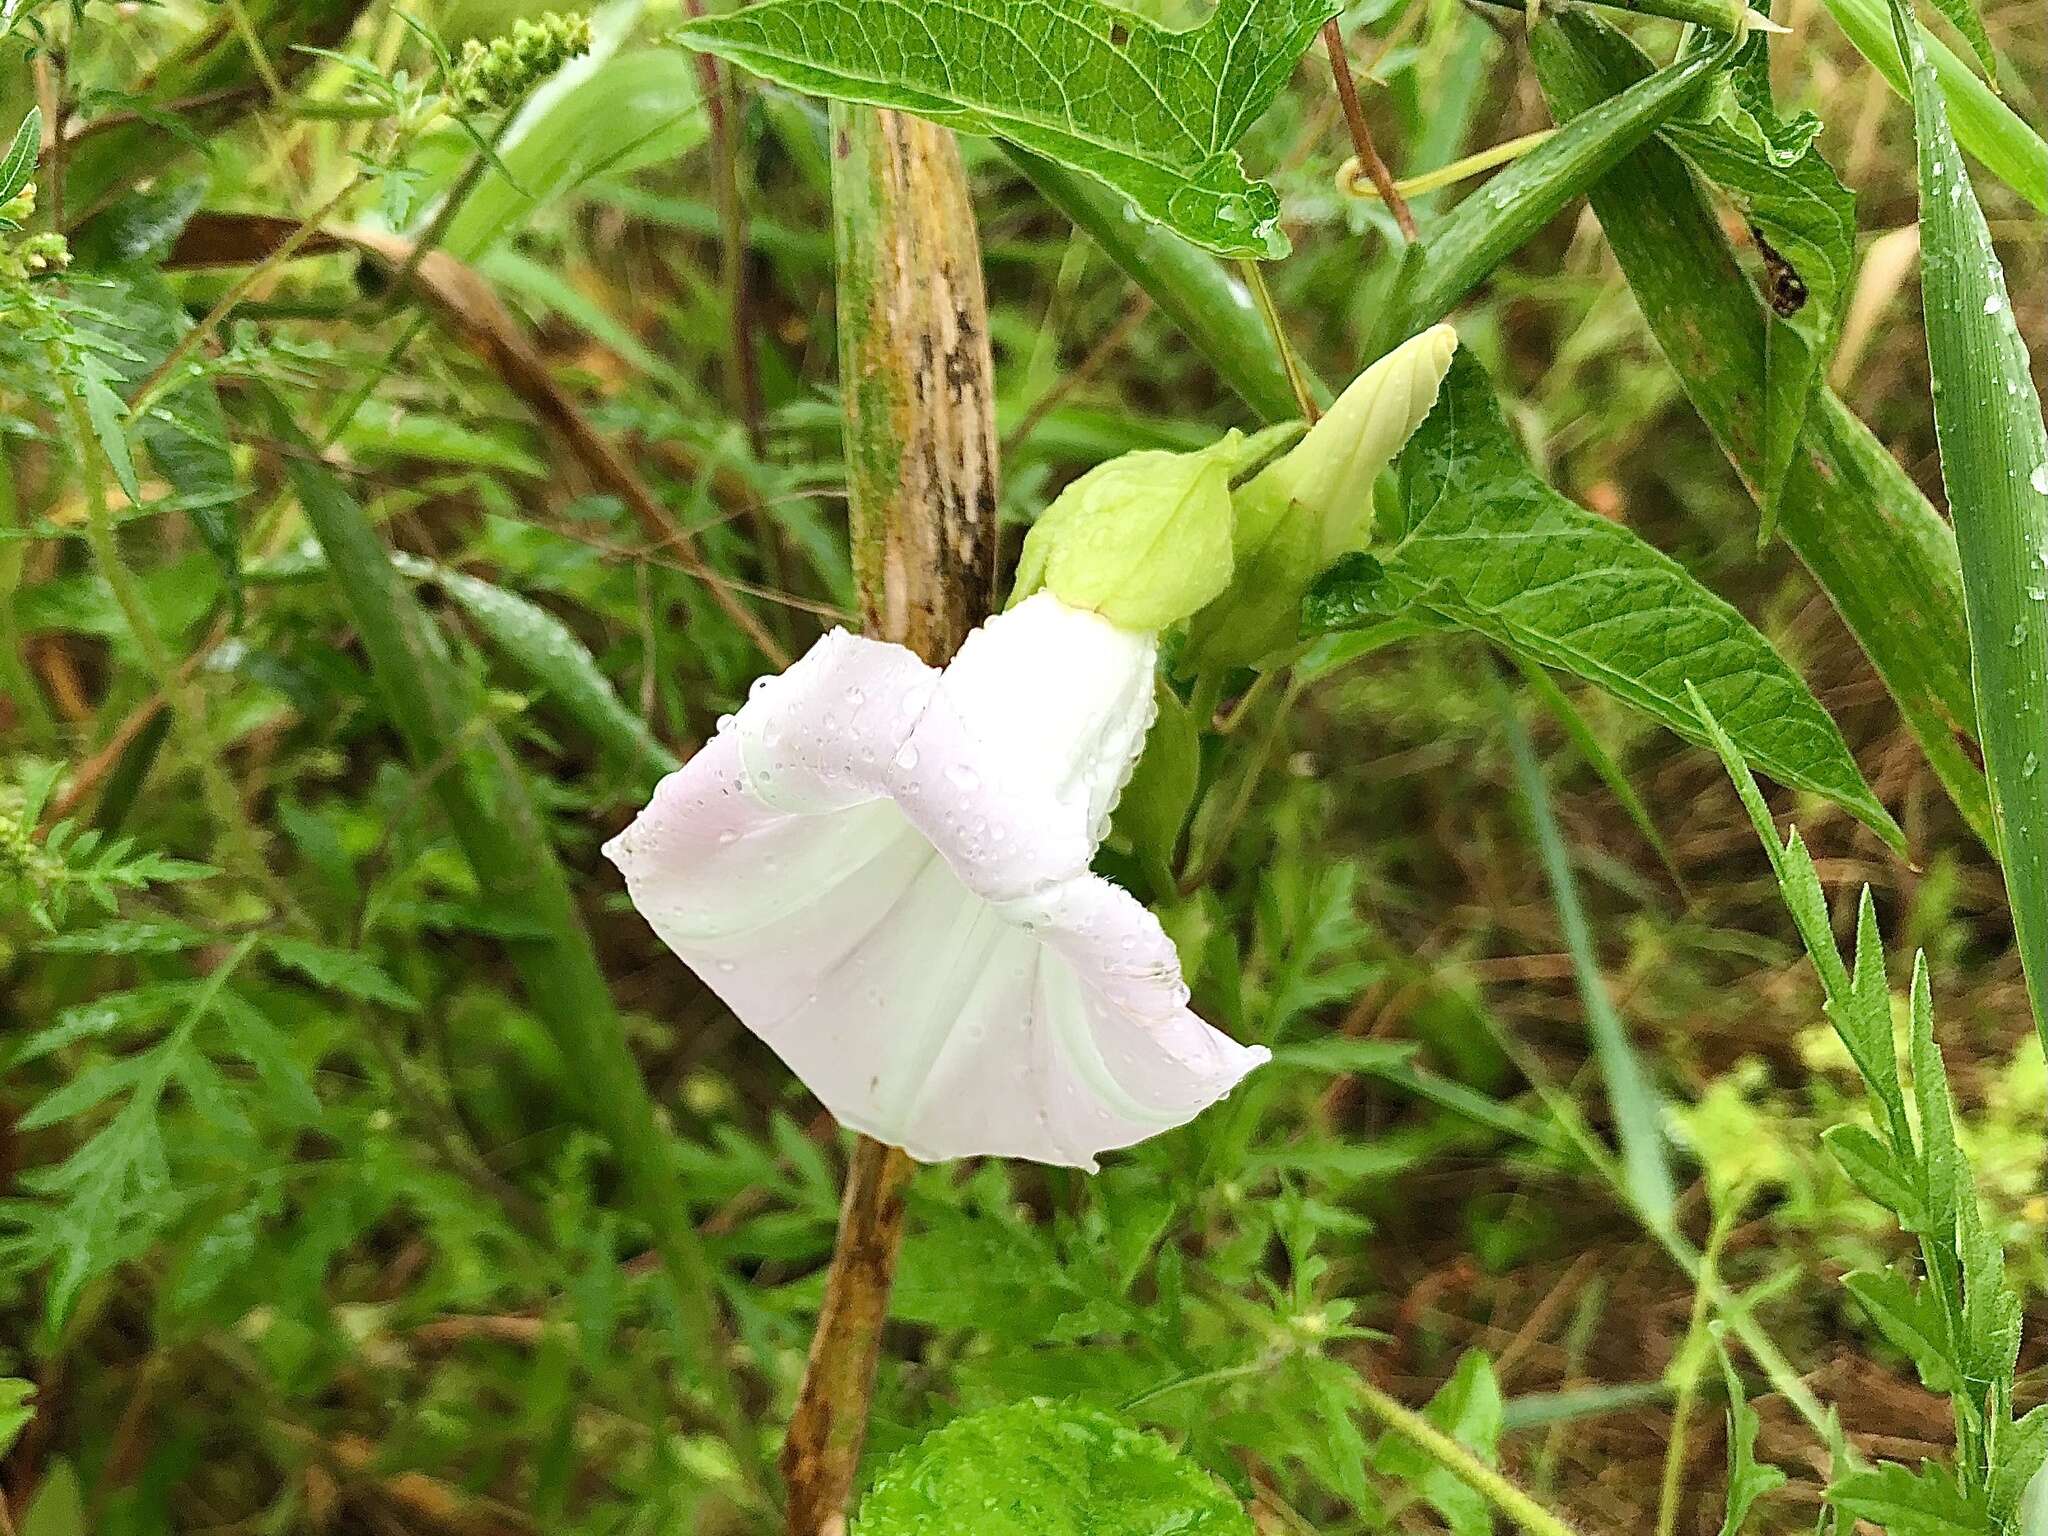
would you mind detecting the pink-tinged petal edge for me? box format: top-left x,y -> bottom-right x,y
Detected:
603,602 -> 1266,1169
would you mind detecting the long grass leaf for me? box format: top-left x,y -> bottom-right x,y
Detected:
1530,13 -> 1992,849
1493,666 -> 1678,1227
1888,0 -> 2048,1056
257,390 -> 766,1505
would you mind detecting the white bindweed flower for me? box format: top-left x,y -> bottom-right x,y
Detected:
605,592 -> 1268,1170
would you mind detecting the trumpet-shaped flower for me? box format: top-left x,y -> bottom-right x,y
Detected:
605,593 -> 1268,1170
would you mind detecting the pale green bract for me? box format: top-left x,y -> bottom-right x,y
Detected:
677,0 -> 1338,258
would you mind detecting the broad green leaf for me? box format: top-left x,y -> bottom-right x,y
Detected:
1306,351 -> 1902,850
1827,1460 -> 1992,1535
429,7 -> 707,261
680,0 -> 1338,258
19,1460 -> 85,1536
1891,0 -> 2048,1059
1714,1343 -> 1785,1535
1382,37 -> 1728,346
852,1400 -> 1254,1536
1661,34 -> 1854,531
1818,0 -> 2043,210
1530,13 -> 1991,847
1841,1268 -> 1960,1394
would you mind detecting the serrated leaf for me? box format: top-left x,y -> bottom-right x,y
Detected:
1839,890 -> 1911,1142
1823,1124 -> 1922,1227
263,935 -> 419,1012
679,0 -> 1337,258
214,993 -> 322,1127
82,374 -> 142,504
1991,1406 -> 2048,1527
1827,1460 -> 1992,1534
852,1399 -> 1254,1536
1890,0 -> 2048,1061
1661,38 -> 1854,529
1373,1351 -> 1504,1536
35,918 -> 211,955
1842,1268 -> 1960,1394
1715,1343 -> 1786,1535
1305,350 -> 1900,850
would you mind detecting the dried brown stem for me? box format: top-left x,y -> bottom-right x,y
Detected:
780,104 -> 1001,1536
1323,19 -> 1418,243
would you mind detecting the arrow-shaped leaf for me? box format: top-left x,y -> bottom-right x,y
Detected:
1305,350 -> 1902,851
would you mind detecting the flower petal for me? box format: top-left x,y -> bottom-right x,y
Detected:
887,592 -> 1158,902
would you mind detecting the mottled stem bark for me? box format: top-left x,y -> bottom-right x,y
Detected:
781,104 -> 999,1536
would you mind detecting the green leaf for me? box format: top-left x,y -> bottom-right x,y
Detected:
1827,1460 -> 1992,1535
83,374 -> 143,505
397,555 -> 680,787
0,1378 -> 32,1460
1382,36 -> 1729,345
1372,1352 -> 1504,1536
1111,681 -> 1200,892
1307,350 -> 1901,851
1841,1268 -> 1960,1395
1530,13 -> 1992,848
1991,1406 -> 2048,1528
1495,672 -> 1675,1221
1714,1344 -> 1785,1536
0,108 -> 41,222
19,1460 -> 85,1536
852,1400 -> 1254,1536
1817,0 -> 2043,210
1822,1123 -> 1922,1227
262,935 -> 419,1012
680,0 -> 1338,258
1660,41 -> 1854,531
1890,0 -> 2048,1060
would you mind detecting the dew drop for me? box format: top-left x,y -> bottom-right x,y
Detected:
715,713 -> 736,733
946,763 -> 980,791
717,829 -> 739,846
2030,463 -> 2048,495
894,744 -> 920,771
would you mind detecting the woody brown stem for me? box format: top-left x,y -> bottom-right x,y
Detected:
1323,19 -> 1418,243
780,104 -> 1000,1536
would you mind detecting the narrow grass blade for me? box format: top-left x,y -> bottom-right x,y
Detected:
1819,0 -> 2046,213
1889,0 -> 2048,1054
1492,665 -> 1679,1228
1383,38 -> 1730,347
1512,654 -> 1689,898
1530,13 -> 1992,849
257,390 -> 766,1506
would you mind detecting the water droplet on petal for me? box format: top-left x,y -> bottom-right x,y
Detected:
894,744 -> 920,771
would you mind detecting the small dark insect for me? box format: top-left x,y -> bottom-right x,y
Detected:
1110,21 -> 1130,44
1752,225 -> 1809,317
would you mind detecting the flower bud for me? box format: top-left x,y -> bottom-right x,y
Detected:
1010,430 -> 1254,632
1184,325 -> 1458,673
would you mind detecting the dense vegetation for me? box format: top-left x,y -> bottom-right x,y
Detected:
1,0 -> 2043,1532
